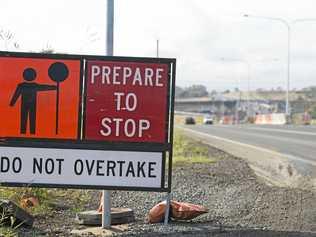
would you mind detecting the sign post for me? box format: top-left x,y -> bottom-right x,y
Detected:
103,0 -> 114,229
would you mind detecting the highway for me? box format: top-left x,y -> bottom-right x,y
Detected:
179,124 -> 316,165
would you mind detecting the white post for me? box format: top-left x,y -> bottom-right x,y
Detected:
164,193 -> 171,225
102,0 -> 114,229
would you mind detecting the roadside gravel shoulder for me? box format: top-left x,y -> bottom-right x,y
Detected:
11,138 -> 316,236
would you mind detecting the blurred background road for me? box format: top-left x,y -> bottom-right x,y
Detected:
180,124 -> 316,164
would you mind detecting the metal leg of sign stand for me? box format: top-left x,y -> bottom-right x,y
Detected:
102,190 -> 111,228
164,192 -> 172,225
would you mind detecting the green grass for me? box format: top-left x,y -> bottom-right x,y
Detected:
0,208 -> 20,237
173,130 -> 215,165
0,187 -> 91,221
0,227 -> 17,237
0,187 -> 53,217
0,187 -> 91,234
0,187 -> 92,236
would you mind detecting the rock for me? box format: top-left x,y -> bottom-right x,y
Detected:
75,208 -> 135,226
47,200 -> 70,210
71,225 -> 128,236
0,199 -> 34,227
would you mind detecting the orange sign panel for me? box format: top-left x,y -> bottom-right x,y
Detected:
0,57 -> 81,139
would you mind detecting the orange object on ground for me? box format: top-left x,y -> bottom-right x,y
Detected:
97,192 -> 103,213
171,201 -> 208,220
148,201 -> 167,223
20,196 -> 39,209
148,200 -> 208,223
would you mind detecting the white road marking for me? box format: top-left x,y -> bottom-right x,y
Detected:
178,126 -> 316,166
246,127 -> 316,136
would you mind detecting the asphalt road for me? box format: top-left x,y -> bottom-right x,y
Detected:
180,124 -> 316,164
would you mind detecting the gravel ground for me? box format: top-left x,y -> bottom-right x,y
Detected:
12,145 -> 316,236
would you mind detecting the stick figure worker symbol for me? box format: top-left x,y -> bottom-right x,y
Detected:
9,63 -> 69,135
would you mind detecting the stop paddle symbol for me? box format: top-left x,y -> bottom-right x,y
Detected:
48,62 -> 69,134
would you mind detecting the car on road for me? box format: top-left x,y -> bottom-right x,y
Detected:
185,116 -> 196,125
203,115 -> 214,125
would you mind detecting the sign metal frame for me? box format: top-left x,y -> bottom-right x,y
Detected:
0,51 -> 176,192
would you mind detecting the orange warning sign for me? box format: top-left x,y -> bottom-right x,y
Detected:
0,57 -> 81,139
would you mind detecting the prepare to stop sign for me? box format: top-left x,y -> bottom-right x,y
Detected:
85,60 -> 169,143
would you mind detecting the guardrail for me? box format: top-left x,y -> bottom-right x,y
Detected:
175,111 -> 208,116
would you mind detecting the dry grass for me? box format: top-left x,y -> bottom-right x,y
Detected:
173,130 -> 215,165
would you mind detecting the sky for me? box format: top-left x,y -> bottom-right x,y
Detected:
1,0 -> 316,92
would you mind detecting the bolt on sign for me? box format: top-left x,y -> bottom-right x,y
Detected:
0,52 -> 176,191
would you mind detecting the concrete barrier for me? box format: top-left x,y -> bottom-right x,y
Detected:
255,113 -> 286,125
220,115 -> 234,125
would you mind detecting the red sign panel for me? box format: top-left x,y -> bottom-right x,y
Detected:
84,60 -> 169,143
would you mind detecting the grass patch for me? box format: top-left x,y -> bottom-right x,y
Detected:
0,187 -> 53,218
173,130 -> 215,165
0,227 -> 17,237
0,207 -> 20,237
0,187 -> 91,234
0,187 -> 90,215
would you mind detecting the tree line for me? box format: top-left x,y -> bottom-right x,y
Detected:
175,85 -> 208,98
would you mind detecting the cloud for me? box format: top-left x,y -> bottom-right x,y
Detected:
1,0 -> 316,90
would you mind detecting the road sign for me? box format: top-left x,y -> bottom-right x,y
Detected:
0,55 -> 81,139
84,60 -> 170,143
0,147 -> 163,189
0,52 -> 176,191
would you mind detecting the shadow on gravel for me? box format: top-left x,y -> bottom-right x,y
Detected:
133,229 -> 316,237
215,230 -> 316,237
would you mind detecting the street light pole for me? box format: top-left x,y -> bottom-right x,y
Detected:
244,61 -> 251,117
244,14 -> 291,115
156,39 -> 159,58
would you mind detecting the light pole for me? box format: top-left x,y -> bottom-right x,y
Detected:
156,39 -> 159,58
244,14 -> 291,115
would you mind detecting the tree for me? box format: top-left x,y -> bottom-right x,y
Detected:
40,43 -> 54,54
175,86 -> 184,98
276,86 -> 283,92
311,106 -> 316,119
183,85 -> 208,98
302,86 -> 316,100
210,90 -> 217,96
175,85 -> 209,98
0,28 -> 19,50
